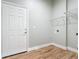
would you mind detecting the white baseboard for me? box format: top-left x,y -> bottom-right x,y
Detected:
28,43 -> 78,53
28,43 -> 53,52
51,43 -> 67,50
67,47 -> 78,53
51,43 -> 78,53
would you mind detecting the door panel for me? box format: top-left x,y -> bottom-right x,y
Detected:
2,3 -> 29,57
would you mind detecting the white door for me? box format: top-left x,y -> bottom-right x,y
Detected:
2,3 -> 29,57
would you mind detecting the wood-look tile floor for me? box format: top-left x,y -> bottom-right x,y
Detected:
3,45 -> 78,59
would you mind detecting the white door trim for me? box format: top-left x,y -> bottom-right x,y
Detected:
2,2 -> 29,57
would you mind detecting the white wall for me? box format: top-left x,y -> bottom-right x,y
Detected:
50,0 -> 66,46
50,0 -> 78,50
67,0 -> 78,11
26,0 -> 53,47
2,0 -> 53,48
67,0 -> 78,49
2,0 -> 78,51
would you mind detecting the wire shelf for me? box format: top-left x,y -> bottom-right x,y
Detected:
50,16 -> 66,26
66,8 -> 78,24
50,8 -> 78,26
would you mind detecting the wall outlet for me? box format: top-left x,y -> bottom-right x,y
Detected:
57,30 -> 59,32
76,33 -> 78,36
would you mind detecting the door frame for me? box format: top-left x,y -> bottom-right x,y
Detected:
2,1 -> 29,54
